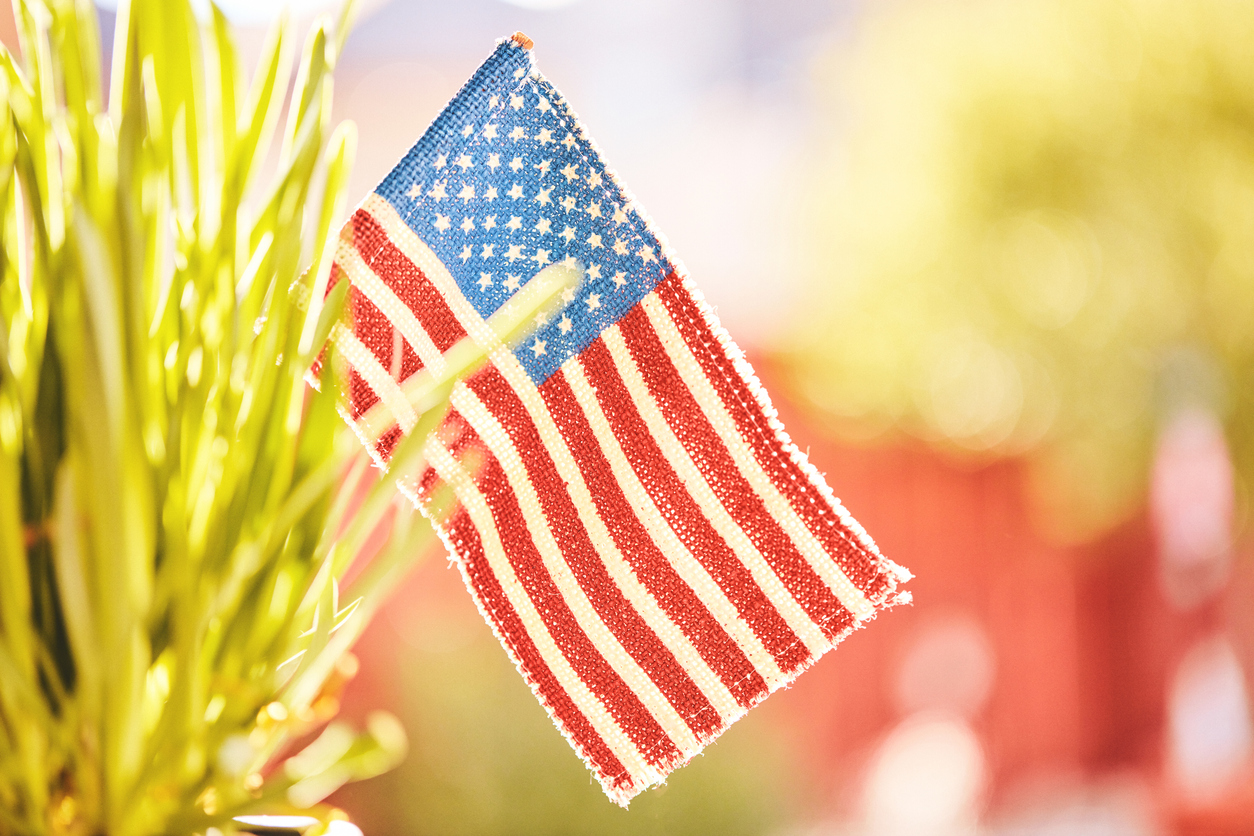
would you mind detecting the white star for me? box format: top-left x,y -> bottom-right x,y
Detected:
484,186 -> 498,201
460,216 -> 474,232
461,124 -> 474,138
489,95 -> 500,107
587,170 -> 603,188
562,255 -> 579,268
459,245 -> 472,262
434,154 -> 447,169
407,182 -> 423,198
509,125 -> 526,140
456,154 -> 473,170
612,238 -> 629,256
561,286 -> 576,304
535,128 -> 554,145
428,181 -> 448,201
586,263 -> 602,280
531,338 -> 546,357
613,205 -> 628,224
532,249 -> 551,266
508,184 -> 524,200
560,226 -> 576,243
560,195 -> 576,212
586,202 -> 602,219
503,274 -> 521,292
562,132 -> 576,150
458,184 -> 475,203
478,272 -> 493,289
558,314 -> 573,334
587,232 -> 603,249
510,94 -> 524,110
483,215 -> 497,230
560,163 -> 579,182
534,310 -> 550,326
535,218 -> 552,234
483,124 -> 498,140
506,216 -> 522,231
534,186 -> 553,206
638,245 -> 656,265
534,159 -> 551,177
586,294 -> 601,311
505,244 -> 524,262
487,153 -> 501,170
433,215 -> 451,232
536,96 -> 551,112
613,271 -> 627,289
509,156 -> 523,172
481,243 -> 495,258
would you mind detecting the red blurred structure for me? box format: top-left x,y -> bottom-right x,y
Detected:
757,359 -> 1254,834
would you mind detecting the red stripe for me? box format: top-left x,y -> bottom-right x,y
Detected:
541,368 -> 769,709
351,209 -> 467,353
437,409 -> 475,455
375,425 -> 404,460
416,411 -> 479,499
456,418 -> 683,768
326,265 -> 385,422
341,263 -> 413,381
444,507 -> 633,793
414,415 -> 486,526
326,268 -> 380,421
654,274 -> 893,603
578,339 -> 811,675
347,370 -> 378,422
415,464 -> 443,502
617,305 -> 856,641
467,364 -> 723,737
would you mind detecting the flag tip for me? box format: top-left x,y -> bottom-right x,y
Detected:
510,31 -> 534,50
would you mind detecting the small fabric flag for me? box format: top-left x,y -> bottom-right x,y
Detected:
327,33 -> 911,804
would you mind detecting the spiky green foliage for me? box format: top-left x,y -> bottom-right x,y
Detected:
0,1 -> 565,833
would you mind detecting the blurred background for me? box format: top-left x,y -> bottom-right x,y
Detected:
13,0 -> 1254,832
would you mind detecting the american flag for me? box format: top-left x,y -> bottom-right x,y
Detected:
328,34 -> 911,805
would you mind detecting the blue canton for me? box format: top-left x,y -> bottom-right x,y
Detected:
376,40 -> 674,384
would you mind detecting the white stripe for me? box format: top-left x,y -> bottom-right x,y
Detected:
337,241 -> 447,377
424,437 -> 658,787
600,325 -> 831,657
360,194 -> 496,348
561,357 -> 788,691
489,351 -> 742,723
354,400 -> 401,448
331,323 -> 416,432
451,383 -> 703,756
355,362 -> 443,446
640,294 -> 875,620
